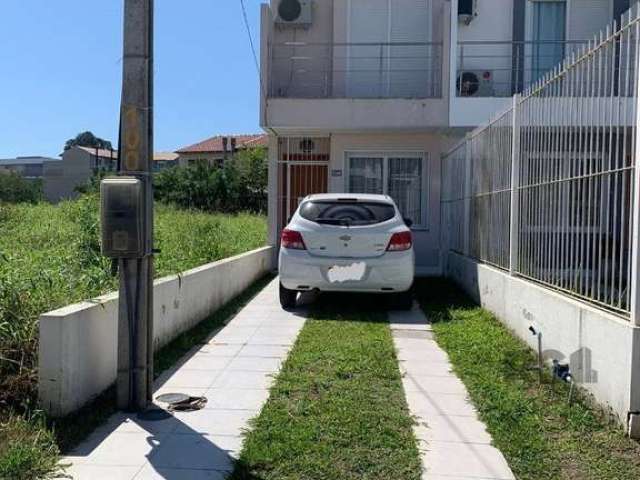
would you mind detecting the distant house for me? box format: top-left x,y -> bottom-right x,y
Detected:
43,146 -> 179,202
0,156 -> 59,179
176,134 -> 267,168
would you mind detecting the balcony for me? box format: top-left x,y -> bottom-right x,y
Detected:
269,41 -> 443,99
264,41 -> 448,131
456,40 -> 589,98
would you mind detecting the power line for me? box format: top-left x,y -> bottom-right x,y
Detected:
239,0 -> 260,76
239,0 -> 271,129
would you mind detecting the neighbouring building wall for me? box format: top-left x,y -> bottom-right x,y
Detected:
177,152 -> 226,167
43,148 -> 93,202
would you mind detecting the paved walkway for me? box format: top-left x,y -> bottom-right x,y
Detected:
64,278 -> 513,480
64,278 -> 306,480
390,305 -> 515,480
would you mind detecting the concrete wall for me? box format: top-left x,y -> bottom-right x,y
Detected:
39,246 -> 274,417
446,251 -> 640,425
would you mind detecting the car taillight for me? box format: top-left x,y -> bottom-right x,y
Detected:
281,229 -> 306,250
387,231 -> 412,252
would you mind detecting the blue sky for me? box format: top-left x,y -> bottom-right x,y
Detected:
0,0 -> 264,158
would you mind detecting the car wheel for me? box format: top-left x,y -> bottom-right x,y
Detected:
279,283 -> 298,310
393,289 -> 414,311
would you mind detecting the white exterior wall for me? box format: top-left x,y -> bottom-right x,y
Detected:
39,247 -> 274,417
447,251 -> 640,425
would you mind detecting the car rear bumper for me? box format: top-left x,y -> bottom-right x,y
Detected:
278,248 -> 415,293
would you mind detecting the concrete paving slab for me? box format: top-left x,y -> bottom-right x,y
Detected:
413,414 -> 493,444
134,465 -> 228,480
226,356 -> 282,372
211,369 -> 275,390
63,278 -> 306,479
65,464 -> 143,480
401,374 -> 468,395
237,344 -> 291,358
146,434 -> 235,471
176,354 -> 234,371
424,442 -> 514,479
172,408 -> 258,436
205,388 -> 271,410
390,306 -> 514,480
66,432 -> 166,466
156,369 -> 223,389
196,343 -> 244,357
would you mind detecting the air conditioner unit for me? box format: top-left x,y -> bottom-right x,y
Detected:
456,70 -> 495,97
275,0 -> 313,27
458,0 -> 477,25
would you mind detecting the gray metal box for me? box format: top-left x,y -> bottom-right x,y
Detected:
100,177 -> 145,258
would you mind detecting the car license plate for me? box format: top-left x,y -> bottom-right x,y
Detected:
327,262 -> 366,283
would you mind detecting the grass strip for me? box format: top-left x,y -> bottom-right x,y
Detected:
232,304 -> 422,480
415,278 -> 640,480
0,274 -> 274,480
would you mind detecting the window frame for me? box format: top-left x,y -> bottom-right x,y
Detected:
344,150 -> 429,230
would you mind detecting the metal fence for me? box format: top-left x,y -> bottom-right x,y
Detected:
442,6 -> 640,316
269,42 -> 443,99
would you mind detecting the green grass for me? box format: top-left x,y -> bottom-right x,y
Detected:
0,195 -> 266,406
0,195 -> 267,479
415,278 -> 640,480
232,303 -> 422,480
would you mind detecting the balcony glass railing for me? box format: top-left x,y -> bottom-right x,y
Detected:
269,41 -> 443,99
456,40 -> 590,97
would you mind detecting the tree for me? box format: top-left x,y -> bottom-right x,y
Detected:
64,131 -> 113,151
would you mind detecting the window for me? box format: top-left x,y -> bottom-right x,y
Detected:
346,153 -> 426,228
299,200 -> 396,226
531,0 -> 566,81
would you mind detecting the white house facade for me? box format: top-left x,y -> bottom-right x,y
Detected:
261,0 -> 625,275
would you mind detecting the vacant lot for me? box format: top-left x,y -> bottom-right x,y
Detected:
0,195 -> 266,405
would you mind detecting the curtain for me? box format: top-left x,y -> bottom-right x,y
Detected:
348,157 -> 384,194
532,1 -> 566,81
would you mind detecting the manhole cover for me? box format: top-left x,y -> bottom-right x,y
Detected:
156,393 -> 190,404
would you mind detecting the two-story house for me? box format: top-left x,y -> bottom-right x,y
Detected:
260,0 -> 629,275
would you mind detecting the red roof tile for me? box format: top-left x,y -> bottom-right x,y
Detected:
176,134 -> 268,154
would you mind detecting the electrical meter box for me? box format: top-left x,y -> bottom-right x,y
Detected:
100,177 -> 145,258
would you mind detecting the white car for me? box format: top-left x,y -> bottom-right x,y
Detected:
278,193 -> 415,310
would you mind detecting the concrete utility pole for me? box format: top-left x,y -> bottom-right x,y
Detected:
117,0 -> 154,411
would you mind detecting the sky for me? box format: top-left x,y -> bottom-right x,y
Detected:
0,0 -> 264,158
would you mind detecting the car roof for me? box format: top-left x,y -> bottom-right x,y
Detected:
303,193 -> 394,204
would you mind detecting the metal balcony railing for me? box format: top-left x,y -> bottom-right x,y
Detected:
456,40 -> 591,97
269,41 -> 443,99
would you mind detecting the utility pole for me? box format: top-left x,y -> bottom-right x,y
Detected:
117,0 -> 154,411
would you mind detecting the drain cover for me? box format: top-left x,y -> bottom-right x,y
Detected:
156,392 -> 190,404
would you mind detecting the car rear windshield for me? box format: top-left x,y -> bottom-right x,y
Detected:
299,200 -> 396,226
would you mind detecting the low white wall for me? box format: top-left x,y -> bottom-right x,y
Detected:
39,246 -> 274,417
446,251 -> 640,425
